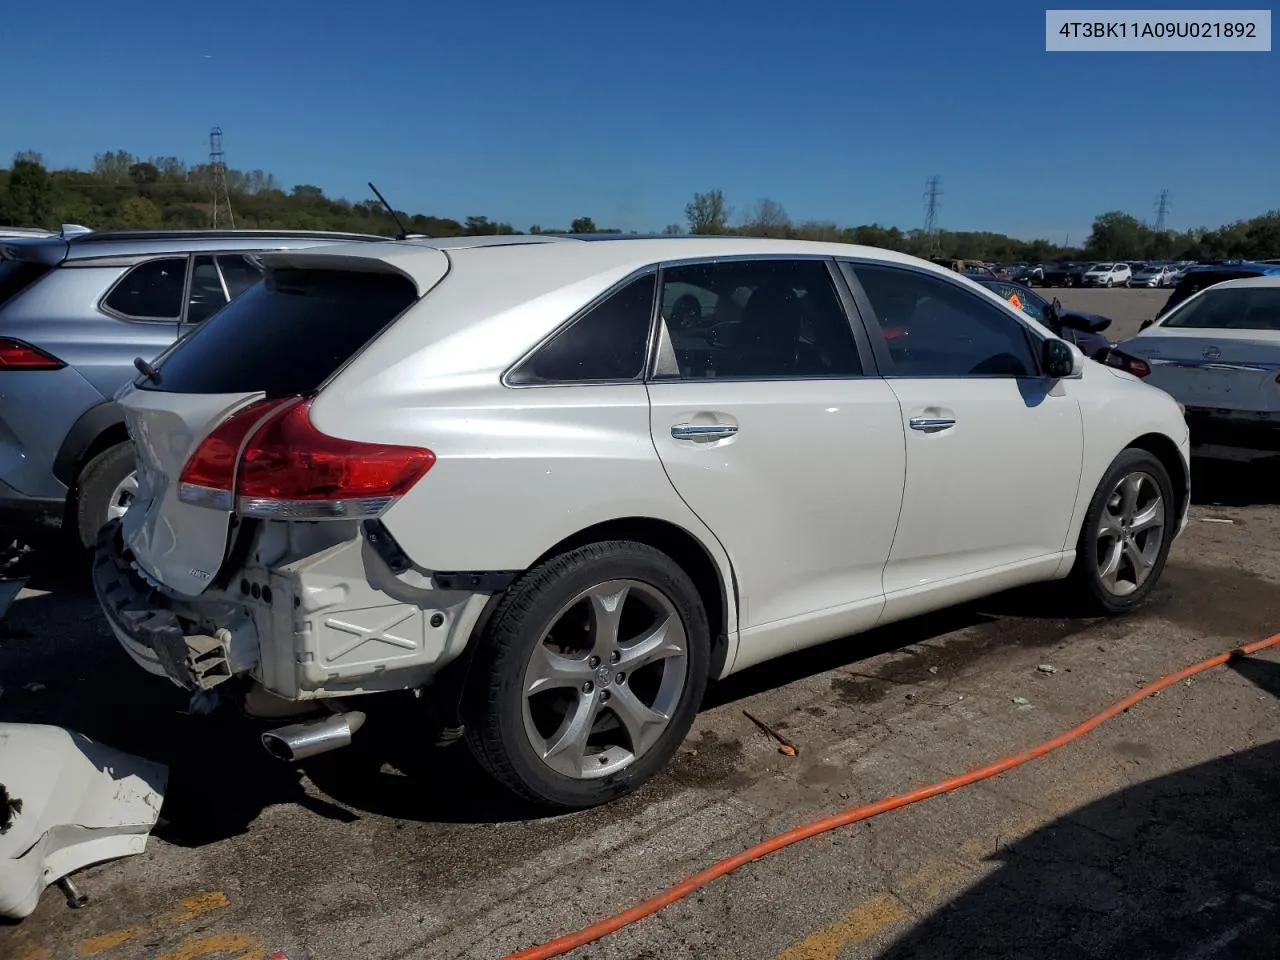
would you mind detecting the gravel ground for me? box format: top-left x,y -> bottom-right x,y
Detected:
1046,286 -> 1171,342
2,294 -> 1278,960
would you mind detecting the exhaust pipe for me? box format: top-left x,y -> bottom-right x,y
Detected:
261,709 -> 366,762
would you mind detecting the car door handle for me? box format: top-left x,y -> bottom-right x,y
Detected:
909,417 -> 956,431
671,423 -> 738,441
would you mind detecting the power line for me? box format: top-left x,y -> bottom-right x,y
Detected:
209,126 -> 235,228
1154,189 -> 1171,232
923,176 -> 942,253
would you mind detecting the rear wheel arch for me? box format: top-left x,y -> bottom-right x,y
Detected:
529,517 -> 733,681
53,401 -> 128,488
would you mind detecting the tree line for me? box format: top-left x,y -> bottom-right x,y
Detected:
2,151 -> 1276,263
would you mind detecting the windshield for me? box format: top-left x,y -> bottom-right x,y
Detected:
1161,286 -> 1280,331
1092,264 -> 1113,272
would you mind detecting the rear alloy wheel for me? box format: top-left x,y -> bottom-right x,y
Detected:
74,441 -> 138,549
465,541 -> 710,809
1067,449 -> 1174,615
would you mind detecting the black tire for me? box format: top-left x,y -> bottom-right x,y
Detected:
463,540 -> 710,810
1065,447 -> 1175,616
74,442 -> 136,549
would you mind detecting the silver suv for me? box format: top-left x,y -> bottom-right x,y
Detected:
0,228 -> 384,546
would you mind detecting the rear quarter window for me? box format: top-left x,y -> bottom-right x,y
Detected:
140,268 -> 418,396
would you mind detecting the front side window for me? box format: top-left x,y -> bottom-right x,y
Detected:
854,263 -> 1039,378
506,273 -> 656,385
1161,286 -> 1280,331
656,259 -> 861,380
103,257 -> 187,320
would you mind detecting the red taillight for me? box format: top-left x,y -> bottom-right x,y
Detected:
1101,349 -> 1151,378
0,338 -> 64,370
178,397 -> 298,510
179,397 -> 435,520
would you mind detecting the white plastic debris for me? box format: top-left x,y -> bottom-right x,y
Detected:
1037,664 -> 1058,675
0,724 -> 167,919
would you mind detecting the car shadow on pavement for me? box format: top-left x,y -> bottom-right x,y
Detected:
1191,457 -> 1280,507
876,736 -> 1280,960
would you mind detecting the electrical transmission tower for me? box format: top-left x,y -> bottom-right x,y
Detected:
209,126 -> 236,228
1153,189 -> 1171,232
923,176 -> 942,253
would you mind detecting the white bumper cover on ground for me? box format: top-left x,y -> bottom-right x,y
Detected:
0,724 -> 167,919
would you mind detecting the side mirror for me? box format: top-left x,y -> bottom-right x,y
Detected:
1051,296 -> 1062,311
1042,338 -> 1083,379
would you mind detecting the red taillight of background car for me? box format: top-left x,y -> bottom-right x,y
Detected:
179,397 -> 435,519
0,338 -> 65,370
1100,348 -> 1151,379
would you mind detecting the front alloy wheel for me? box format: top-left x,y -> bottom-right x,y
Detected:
1094,471 -> 1165,597
1068,448 -> 1175,614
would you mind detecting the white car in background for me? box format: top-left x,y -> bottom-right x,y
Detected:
1084,262 -> 1133,287
1108,276 -> 1280,463
1130,264 -> 1178,288
92,235 -> 1190,810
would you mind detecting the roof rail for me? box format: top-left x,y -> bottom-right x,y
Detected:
68,228 -> 390,244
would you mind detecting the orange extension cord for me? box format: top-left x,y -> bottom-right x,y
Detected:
502,633 -> 1280,960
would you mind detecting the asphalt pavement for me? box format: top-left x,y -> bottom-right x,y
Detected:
2,291 -> 1278,960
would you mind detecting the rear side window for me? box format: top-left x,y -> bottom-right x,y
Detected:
141,268 -> 418,396
103,257 -> 187,320
506,273 -> 656,385
0,259 -> 52,308
1162,287 -> 1280,331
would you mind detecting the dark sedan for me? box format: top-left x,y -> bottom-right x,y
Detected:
973,278 -> 1112,359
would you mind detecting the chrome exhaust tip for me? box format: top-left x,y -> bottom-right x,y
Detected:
261,710 -> 367,762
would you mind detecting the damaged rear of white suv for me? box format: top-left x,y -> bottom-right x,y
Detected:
94,235 -> 729,812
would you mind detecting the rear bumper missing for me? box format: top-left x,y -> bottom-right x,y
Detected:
92,518 -> 503,701
92,521 -> 253,690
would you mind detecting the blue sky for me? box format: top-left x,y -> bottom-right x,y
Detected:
4,1 -> 1276,239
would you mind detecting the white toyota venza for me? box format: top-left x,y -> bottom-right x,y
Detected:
93,236 -> 1190,809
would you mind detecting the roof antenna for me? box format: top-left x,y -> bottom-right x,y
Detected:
367,182 -> 423,240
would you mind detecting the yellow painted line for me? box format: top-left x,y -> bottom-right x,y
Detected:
155,932 -> 259,960
161,892 -> 232,925
77,927 -> 147,956
777,893 -> 908,960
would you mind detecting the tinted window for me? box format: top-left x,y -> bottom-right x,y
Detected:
185,255 -> 228,324
218,254 -> 264,297
0,259 -> 51,308
104,257 -> 186,320
506,274 -> 655,385
855,264 -> 1038,378
657,260 -> 860,380
140,268 -> 417,396
1162,286 -> 1280,331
